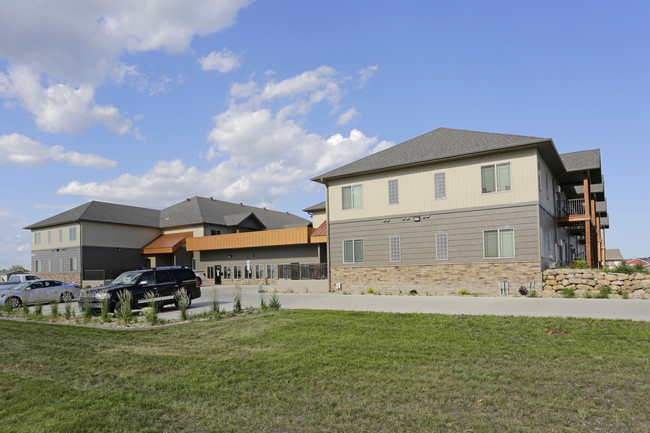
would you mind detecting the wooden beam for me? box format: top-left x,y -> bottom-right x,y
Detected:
583,176 -> 592,266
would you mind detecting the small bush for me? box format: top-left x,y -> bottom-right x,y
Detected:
82,296 -> 93,320
595,285 -> 612,299
99,292 -> 110,322
174,288 -> 190,321
211,291 -> 220,315
527,290 -> 539,298
260,293 -> 268,310
233,287 -> 243,314
585,290 -> 593,299
269,293 -> 281,310
49,300 -> 59,320
22,298 -> 29,315
408,290 -> 418,296
143,292 -> 159,325
569,260 -> 588,269
562,287 -> 576,298
458,288 -> 470,296
115,290 -> 134,324
64,301 -> 73,320
621,291 -> 629,299
366,287 -> 374,294
518,285 -> 529,296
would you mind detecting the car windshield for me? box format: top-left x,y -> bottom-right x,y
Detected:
111,272 -> 142,285
11,282 -> 30,291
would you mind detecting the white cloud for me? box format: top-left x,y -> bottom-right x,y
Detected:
0,208 -> 30,269
57,65 -> 390,207
0,0 -> 250,135
337,108 -> 360,125
198,48 -> 242,73
358,65 -> 379,88
0,66 -> 143,138
0,133 -> 117,169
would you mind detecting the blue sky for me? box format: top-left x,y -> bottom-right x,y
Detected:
0,0 -> 648,269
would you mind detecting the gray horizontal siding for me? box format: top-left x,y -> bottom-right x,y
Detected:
198,244 -> 320,270
32,247 -> 81,273
330,203 -> 540,266
82,246 -> 147,273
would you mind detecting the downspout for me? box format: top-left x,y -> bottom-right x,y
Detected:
78,220 -> 83,285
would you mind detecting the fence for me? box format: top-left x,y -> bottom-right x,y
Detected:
278,263 -> 327,280
557,198 -> 586,217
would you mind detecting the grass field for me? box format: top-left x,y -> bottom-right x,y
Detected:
1,310 -> 648,432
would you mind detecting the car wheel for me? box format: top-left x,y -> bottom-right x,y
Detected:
60,291 -> 74,303
174,293 -> 192,309
7,296 -> 21,308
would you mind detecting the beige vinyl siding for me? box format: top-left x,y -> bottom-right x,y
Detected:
81,221 -> 160,248
330,203 -> 540,266
312,211 -> 326,228
537,152 -> 556,215
31,223 -> 81,251
162,225 -> 205,237
328,148 -> 539,222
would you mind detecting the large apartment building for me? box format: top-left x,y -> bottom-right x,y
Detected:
313,127 -> 608,295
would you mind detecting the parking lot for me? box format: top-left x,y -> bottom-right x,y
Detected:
25,284 -> 650,322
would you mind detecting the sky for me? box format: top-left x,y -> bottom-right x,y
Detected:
0,0 -> 648,269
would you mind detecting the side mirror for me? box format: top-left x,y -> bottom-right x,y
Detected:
139,280 -> 148,285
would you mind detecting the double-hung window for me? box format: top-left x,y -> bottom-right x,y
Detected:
266,264 -> 277,279
484,229 -> 515,258
481,163 -> 511,193
388,180 -> 398,205
255,265 -> 265,279
343,239 -> 364,263
34,233 -> 41,245
69,227 -> 77,241
434,172 -> 446,199
70,257 -> 78,271
342,185 -> 362,209
389,236 -> 401,262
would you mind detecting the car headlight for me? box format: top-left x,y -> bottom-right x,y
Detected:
95,293 -> 111,299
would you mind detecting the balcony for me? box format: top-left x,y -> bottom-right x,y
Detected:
557,198 -> 586,217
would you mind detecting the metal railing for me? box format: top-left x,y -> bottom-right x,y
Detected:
557,198 -> 586,217
278,263 -> 328,280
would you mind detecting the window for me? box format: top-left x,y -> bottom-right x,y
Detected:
59,229 -> 63,242
434,172 -> 446,199
255,264 -> 265,279
481,163 -> 511,193
48,259 -> 52,272
484,229 -> 515,258
388,180 -> 398,205
35,233 -> 41,245
342,184 -> 362,209
436,233 -> 448,260
538,162 -> 541,191
343,239 -> 364,263
47,231 -> 51,244
70,257 -> 78,271
234,265 -> 242,279
69,227 -> 77,241
207,266 -> 214,280
191,258 -> 197,270
545,171 -> 549,200
389,236 -> 401,262
266,264 -> 277,279
223,266 -> 231,279
34,259 -> 41,272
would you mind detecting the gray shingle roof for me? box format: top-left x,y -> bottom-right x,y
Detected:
560,149 -> 601,172
24,201 -> 161,230
26,197 -> 311,231
605,249 -> 623,260
313,127 -> 554,181
303,201 -> 326,213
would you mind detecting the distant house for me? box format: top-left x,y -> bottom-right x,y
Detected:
312,127 -> 609,295
604,249 -> 624,268
25,197 -> 326,286
626,257 -> 650,269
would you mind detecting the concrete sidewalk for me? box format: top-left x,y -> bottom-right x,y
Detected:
157,286 -> 650,322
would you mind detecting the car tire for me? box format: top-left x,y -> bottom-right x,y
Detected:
60,291 -> 74,303
7,296 -> 21,308
174,293 -> 192,309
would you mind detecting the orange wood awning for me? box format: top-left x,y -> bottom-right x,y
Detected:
142,232 -> 193,254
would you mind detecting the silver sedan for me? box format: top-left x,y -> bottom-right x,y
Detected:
0,280 -> 80,308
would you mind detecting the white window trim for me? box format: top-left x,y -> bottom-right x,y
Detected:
481,162 -> 512,194
343,239 -> 365,264
389,236 -> 401,262
436,232 -> 448,260
483,229 -> 516,259
342,184 -> 363,210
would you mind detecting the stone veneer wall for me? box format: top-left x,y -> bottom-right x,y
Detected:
331,262 -> 542,295
543,269 -> 650,298
36,272 -> 82,284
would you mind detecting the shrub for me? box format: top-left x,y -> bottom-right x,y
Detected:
518,285 -> 529,296
408,290 -> 418,296
143,292 -> 159,325
458,288 -> 470,296
366,287 -> 374,294
562,287 -> 576,298
64,301 -> 73,320
595,285 -> 612,299
260,293 -> 268,310
621,291 -> 629,299
174,288 -> 190,321
99,292 -> 110,322
49,300 -> 59,320
115,290 -> 134,324
527,290 -> 539,298
211,291 -> 220,315
21,298 -> 29,316
233,287 -> 243,314
82,296 -> 93,320
269,293 -> 281,310
569,260 -> 588,269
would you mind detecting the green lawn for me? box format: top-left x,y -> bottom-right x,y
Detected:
1,311 -> 648,432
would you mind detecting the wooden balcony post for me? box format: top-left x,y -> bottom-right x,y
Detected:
583,177 -> 593,267
596,216 -> 602,268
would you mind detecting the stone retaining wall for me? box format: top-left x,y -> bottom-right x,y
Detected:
331,262 -> 542,296
35,272 -> 82,284
543,268 -> 650,298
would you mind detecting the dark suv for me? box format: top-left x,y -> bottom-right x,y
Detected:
79,266 -> 201,313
